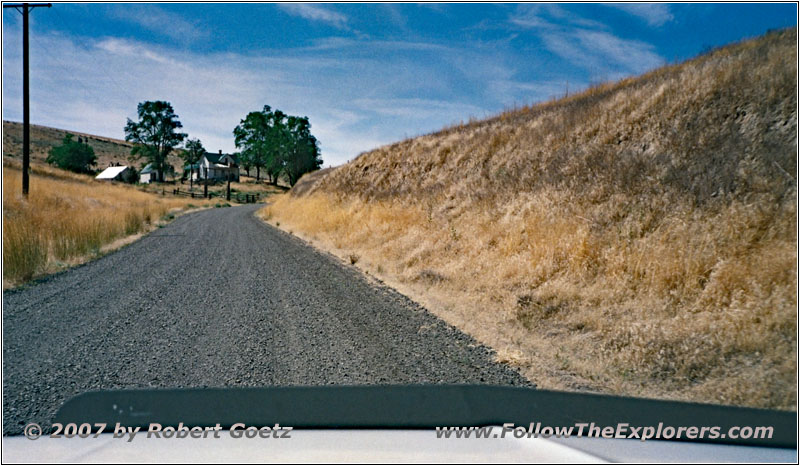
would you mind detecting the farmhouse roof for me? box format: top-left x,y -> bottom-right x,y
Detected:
204,151 -> 239,165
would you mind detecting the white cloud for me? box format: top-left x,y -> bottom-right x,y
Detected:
278,4 -> 348,29
510,4 -> 607,31
96,38 -> 177,65
107,4 -> 208,42
3,31 -> 518,166
5,5 -> 664,168
509,4 -> 665,78
382,4 -> 408,30
352,98 -> 483,119
540,28 -> 663,79
608,4 -> 674,27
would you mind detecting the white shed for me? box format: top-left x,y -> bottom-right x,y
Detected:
139,164 -> 157,184
95,165 -> 133,182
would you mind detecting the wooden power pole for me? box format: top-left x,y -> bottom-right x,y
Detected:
4,3 -> 51,197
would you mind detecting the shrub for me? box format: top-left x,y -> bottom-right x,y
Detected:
45,134 -> 97,174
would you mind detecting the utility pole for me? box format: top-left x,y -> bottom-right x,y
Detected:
4,3 -> 51,197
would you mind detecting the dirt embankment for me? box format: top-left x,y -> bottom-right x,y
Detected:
263,29 -> 798,410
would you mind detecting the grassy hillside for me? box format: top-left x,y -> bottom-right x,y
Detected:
263,29 -> 797,409
2,121 -> 183,172
3,159 -> 207,286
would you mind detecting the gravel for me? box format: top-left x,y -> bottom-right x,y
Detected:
3,204 -> 530,435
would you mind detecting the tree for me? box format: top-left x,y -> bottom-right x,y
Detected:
283,116 -> 322,186
233,105 -> 285,183
264,109 -> 288,185
233,106 -> 269,182
235,105 -> 323,186
181,138 -> 205,191
238,149 -> 254,177
46,134 -> 96,174
124,101 -> 186,182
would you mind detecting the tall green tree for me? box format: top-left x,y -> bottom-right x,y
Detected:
234,105 -> 322,186
233,105 -> 285,184
46,134 -> 97,174
283,116 -> 322,186
181,138 -> 205,190
124,101 -> 187,182
234,108 -> 264,181
264,109 -> 288,185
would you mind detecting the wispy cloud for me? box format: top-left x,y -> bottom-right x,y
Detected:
382,4 -> 409,30
2,4 -> 685,167
353,97 -> 484,120
608,4 -> 674,27
96,38 -> 177,66
278,4 -> 349,29
511,4 -> 607,31
3,30 -> 519,166
541,28 -> 662,79
107,4 -> 207,42
509,4 -> 664,79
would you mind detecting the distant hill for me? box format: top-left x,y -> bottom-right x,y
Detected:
2,121 -> 182,172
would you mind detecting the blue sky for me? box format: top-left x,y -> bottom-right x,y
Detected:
2,3 -> 796,166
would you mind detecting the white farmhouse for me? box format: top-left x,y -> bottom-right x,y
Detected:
185,150 -> 240,182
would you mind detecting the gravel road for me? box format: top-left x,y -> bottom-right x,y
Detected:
3,204 -> 529,435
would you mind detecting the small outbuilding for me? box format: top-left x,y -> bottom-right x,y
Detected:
95,165 -> 134,183
139,164 -> 158,184
139,163 -> 175,184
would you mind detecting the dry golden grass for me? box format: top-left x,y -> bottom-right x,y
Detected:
3,161 -> 207,286
262,29 -> 798,409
